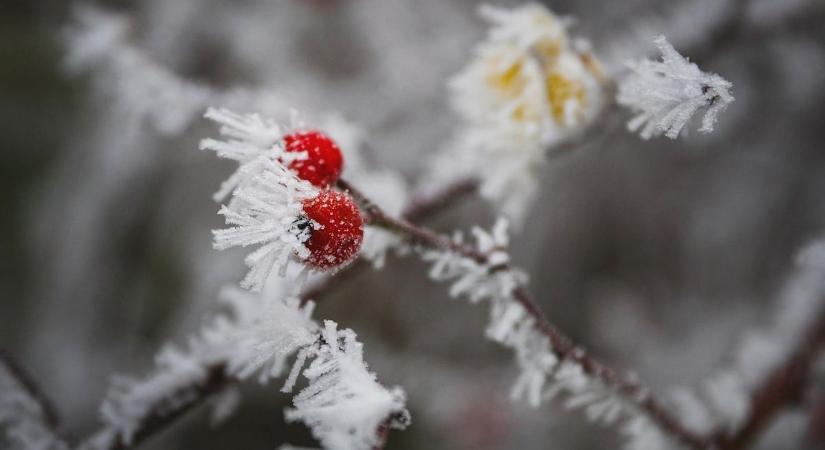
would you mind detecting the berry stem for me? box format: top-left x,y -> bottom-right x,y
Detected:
336,178 -> 714,450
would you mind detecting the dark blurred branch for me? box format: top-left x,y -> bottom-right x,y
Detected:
337,178 -> 713,450
806,388 -> 825,446
692,0 -> 825,61
402,178 -> 478,221
0,348 -> 69,445
715,305 -> 825,450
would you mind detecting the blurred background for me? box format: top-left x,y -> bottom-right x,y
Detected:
2,0 -> 825,448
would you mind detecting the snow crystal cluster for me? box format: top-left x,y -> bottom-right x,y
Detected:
617,35 -> 734,139
202,111 -> 319,292
89,287 -> 408,450
0,360 -> 67,450
423,219 -> 634,427
446,3 -> 605,223
284,321 -> 410,450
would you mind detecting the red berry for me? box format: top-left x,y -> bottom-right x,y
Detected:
300,190 -> 363,269
283,130 -> 344,187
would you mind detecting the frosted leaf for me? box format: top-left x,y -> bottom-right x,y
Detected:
284,321 -> 410,450
446,3 -> 605,224
617,35 -> 733,139
98,346 -> 210,445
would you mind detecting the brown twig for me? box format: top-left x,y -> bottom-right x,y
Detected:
402,178 -> 478,221
0,348 -> 69,445
714,305 -> 825,450
336,178 -> 712,449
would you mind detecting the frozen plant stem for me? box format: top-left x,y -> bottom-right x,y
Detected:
337,178 -> 713,449
0,348 -> 69,445
715,304 -> 825,450
79,364 -> 230,450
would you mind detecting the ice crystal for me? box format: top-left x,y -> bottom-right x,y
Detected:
211,155 -> 318,292
284,321 -> 410,450
201,108 -> 308,203
617,35 -> 733,139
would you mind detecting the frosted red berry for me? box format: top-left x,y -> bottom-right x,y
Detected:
283,130 -> 344,188
300,190 -> 363,269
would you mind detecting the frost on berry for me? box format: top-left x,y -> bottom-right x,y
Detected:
283,130 -> 344,188
212,158 -> 319,292
300,191 -> 364,269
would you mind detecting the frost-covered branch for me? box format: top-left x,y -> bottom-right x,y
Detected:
69,133 -> 480,450
617,36 -> 733,139
1,350 -> 69,450
336,178 -> 711,449
79,288 -> 408,450
719,306 -> 825,449
79,363 -> 229,450
704,241 -> 825,449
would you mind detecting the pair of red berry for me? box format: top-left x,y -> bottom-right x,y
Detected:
282,131 -> 363,270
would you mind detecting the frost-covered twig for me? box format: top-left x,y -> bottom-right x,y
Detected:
718,305 -> 825,449
80,288 -> 407,450
1,349 -> 69,450
401,178 -> 478,223
707,242 -> 825,449
337,178 -> 711,449
79,363 -> 229,450
617,36 -> 733,140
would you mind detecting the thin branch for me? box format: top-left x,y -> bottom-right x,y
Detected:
402,178 -> 478,221
336,178 -> 712,449
76,178 -> 477,450
0,348 -> 69,445
715,305 -> 825,450
691,0 -> 825,62
80,363 -> 230,450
